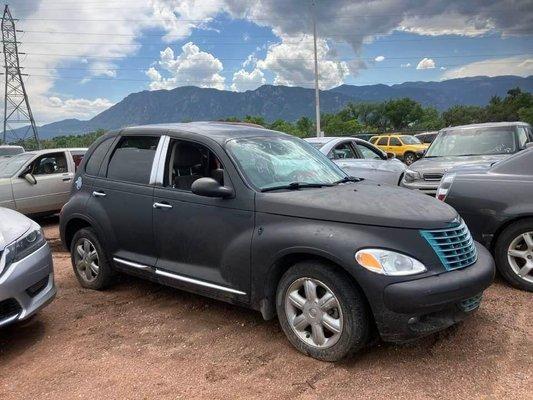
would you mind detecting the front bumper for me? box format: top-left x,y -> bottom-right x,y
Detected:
374,242 -> 495,342
400,180 -> 439,196
0,242 -> 56,327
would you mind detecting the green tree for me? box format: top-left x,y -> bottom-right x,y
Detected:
518,106 -> 533,126
384,98 -> 424,130
415,107 -> 444,131
442,105 -> 485,126
295,116 -> 314,137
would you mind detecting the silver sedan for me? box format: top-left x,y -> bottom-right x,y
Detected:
306,137 -> 406,185
0,207 -> 56,327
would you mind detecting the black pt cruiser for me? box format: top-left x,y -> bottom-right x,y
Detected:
60,122 -> 495,361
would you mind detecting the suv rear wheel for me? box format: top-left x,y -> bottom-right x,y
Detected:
276,261 -> 369,361
70,228 -> 114,290
404,151 -> 416,165
495,219 -> 533,292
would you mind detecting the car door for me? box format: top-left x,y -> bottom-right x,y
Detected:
11,151 -> 72,214
375,136 -> 389,152
388,137 -> 403,158
87,134 -> 161,267
152,136 -> 254,298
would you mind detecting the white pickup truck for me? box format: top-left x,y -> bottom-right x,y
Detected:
0,148 -> 87,215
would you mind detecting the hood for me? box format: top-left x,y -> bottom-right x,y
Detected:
447,162 -> 494,175
256,181 -> 458,230
0,207 -> 32,251
409,154 -> 508,174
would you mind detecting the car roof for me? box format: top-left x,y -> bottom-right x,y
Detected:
442,121 -> 530,131
0,145 -> 24,149
118,121 -> 290,145
21,148 -> 88,156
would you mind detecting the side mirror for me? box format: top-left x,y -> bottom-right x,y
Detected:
23,172 -> 37,185
386,152 -> 395,159
191,177 -> 234,198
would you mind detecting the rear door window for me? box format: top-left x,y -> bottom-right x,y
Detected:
389,137 -> 402,146
107,136 -> 160,184
377,137 -> 388,146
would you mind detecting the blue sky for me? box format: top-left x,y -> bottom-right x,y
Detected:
9,0 -> 533,123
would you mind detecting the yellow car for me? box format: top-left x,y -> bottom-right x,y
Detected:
370,134 -> 429,165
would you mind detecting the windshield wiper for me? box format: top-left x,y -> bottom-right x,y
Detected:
260,182 -> 334,192
334,176 -> 364,184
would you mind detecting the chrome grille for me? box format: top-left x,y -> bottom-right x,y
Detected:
423,173 -> 443,181
420,220 -> 477,271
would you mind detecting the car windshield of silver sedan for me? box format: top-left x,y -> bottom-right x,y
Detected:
425,127 -> 518,157
226,136 -> 346,191
0,153 -> 33,178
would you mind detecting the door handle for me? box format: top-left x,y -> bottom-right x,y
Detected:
92,191 -> 106,198
62,177 -> 72,181
153,202 -> 172,209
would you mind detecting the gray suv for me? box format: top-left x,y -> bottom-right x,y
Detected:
401,122 -> 532,196
60,122 -> 494,361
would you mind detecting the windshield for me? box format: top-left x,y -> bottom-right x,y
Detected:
0,153 -> 33,178
400,135 -> 421,145
226,136 -> 346,191
426,127 -> 518,157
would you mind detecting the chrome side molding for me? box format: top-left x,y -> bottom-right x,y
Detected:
155,269 -> 246,296
113,257 -> 152,270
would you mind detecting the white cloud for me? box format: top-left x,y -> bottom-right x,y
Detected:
256,35 -> 350,89
442,56 -> 533,79
375,56 -> 385,62
399,13 -> 495,37
146,43 -> 225,90
45,97 -> 114,120
416,58 -> 436,70
401,63 -> 411,68
231,68 -> 266,91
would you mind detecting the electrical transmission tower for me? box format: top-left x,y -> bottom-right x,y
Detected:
1,4 -> 40,148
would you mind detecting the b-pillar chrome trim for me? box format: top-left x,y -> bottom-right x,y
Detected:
113,257 -> 246,296
149,135 -> 170,185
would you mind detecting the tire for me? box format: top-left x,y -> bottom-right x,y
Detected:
276,261 -> 370,361
70,227 -> 114,290
403,152 -> 416,165
494,219 -> 533,292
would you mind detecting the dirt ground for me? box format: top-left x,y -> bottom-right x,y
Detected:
1,217 -> 531,400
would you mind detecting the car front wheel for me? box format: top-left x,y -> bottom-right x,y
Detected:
495,219 -> 533,292
403,152 -> 416,165
276,261 -> 369,361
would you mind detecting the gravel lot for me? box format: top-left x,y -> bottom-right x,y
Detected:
1,217 -> 532,400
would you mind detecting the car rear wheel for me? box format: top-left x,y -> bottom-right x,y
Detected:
276,261 -> 369,361
403,152 -> 416,165
495,219 -> 533,292
70,228 -> 114,290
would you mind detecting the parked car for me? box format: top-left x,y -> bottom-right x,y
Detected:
305,136 -> 406,185
60,122 -> 494,361
0,145 -> 24,158
0,148 -> 87,216
415,131 -> 438,144
0,207 -> 56,328
401,122 -> 533,196
437,147 -> 533,292
369,134 -> 428,165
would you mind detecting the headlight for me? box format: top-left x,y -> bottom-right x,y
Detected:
436,173 -> 456,201
355,249 -> 426,276
1,223 -> 46,273
403,169 -> 420,183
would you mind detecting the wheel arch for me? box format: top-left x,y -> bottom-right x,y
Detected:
258,250 -> 368,321
490,214 -> 533,252
63,216 -> 94,250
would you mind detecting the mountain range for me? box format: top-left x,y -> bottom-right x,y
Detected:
18,75 -> 533,139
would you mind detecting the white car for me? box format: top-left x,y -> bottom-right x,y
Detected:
0,148 -> 87,215
306,137 -> 406,185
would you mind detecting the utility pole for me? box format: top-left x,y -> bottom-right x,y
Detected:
312,0 -> 322,137
2,4 -> 40,148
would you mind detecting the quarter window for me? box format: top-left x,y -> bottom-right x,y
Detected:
32,152 -> 68,175
356,144 -> 382,159
107,136 -> 159,184
86,138 -> 114,176
517,127 -> 529,149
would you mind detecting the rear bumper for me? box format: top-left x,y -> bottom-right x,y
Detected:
0,243 -> 56,327
374,243 -> 495,342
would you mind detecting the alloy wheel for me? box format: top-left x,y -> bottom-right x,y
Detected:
284,277 -> 344,349
507,231 -> 533,284
404,153 -> 415,165
74,238 -> 100,283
